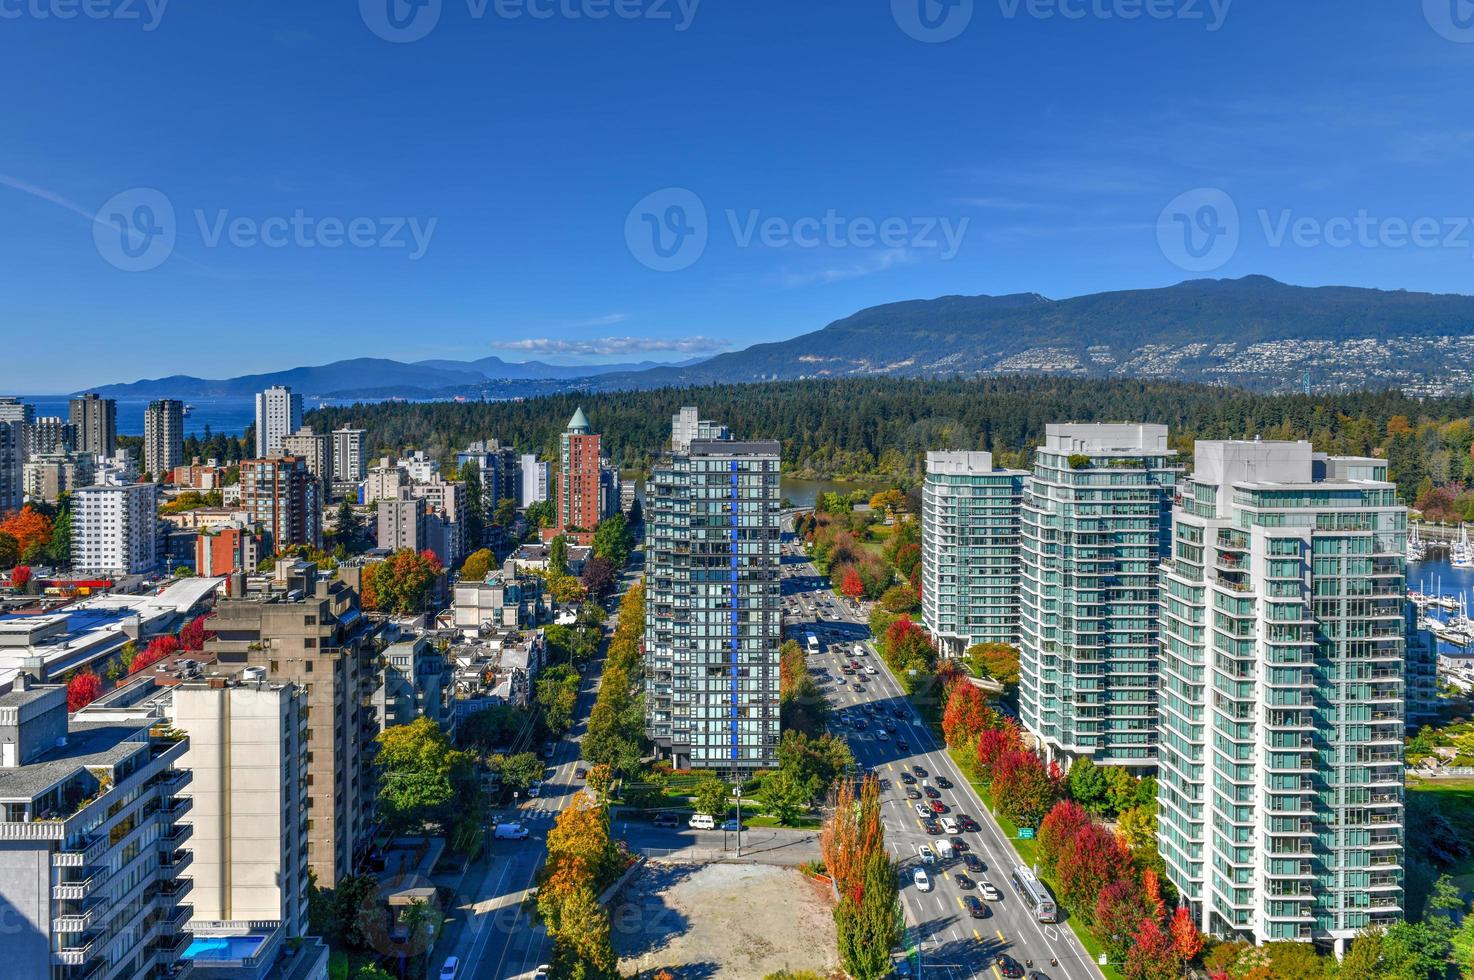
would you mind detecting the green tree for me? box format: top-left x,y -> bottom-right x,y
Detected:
1104,765 -> 1139,816
548,534 -> 569,576
459,461 -> 486,547
525,498 -> 554,529
491,751 -> 545,791
331,874 -> 381,951
374,717 -> 475,829
333,501 -> 365,554
836,847 -> 903,980
693,777 -> 729,817
0,531 -> 17,570
493,496 -> 518,528
757,766 -> 811,826
1067,757 -> 1109,814
591,513 -> 634,567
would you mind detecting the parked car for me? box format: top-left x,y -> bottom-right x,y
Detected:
689,813 -> 716,830
653,812 -> 681,828
720,819 -> 745,832
439,956 -> 460,980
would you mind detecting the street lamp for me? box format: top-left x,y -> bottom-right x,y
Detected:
733,785 -> 743,858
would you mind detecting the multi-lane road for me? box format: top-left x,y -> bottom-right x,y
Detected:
432,554 -> 645,980
781,542 -> 1101,980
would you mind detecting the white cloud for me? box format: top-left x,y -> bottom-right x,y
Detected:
494,335 -> 729,357
775,248 -> 917,288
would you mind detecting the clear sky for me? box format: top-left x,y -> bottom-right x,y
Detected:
4,1 -> 1473,391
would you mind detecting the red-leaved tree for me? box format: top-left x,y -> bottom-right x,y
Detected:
975,721 -> 1024,777
1123,915 -> 1182,980
9,565 -> 32,589
1095,879 -> 1153,964
66,670 -> 102,711
990,749 -> 1058,828
177,613 -> 215,652
1037,799 -> 1092,876
840,567 -> 865,601
130,634 -> 180,675
1055,821 -> 1129,924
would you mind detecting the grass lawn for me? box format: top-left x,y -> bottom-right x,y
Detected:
746,813 -> 823,830
1407,776 -> 1474,887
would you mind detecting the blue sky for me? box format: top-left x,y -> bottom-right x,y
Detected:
3,1 -> 1473,391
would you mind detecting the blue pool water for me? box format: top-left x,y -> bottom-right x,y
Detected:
183,934 -> 268,961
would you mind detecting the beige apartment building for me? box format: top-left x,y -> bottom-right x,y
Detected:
203,561 -> 380,887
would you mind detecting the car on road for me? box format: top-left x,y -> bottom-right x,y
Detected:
935,776 -> 952,789
892,707 -> 908,719
532,966 -> 550,980
929,800 -> 948,814
652,812 -> 681,828
1026,972 -> 1052,980
912,868 -> 932,892
526,782 -> 542,798
575,767 -> 587,779
720,819 -> 745,832
963,896 -> 989,919
853,718 -> 867,729
996,954 -> 1025,978
854,644 -> 866,656
494,823 -> 529,840
852,683 -> 865,693
896,739 -> 909,751
689,813 -> 716,830
962,852 -> 984,873
949,836 -> 968,853
912,765 -> 928,778
900,772 -> 916,785
438,956 -> 460,980
980,880 -> 1001,901
914,802 -> 930,818
905,788 -> 921,800
922,819 -> 944,836
958,815 -> 980,833
940,816 -> 958,834
542,742 -> 556,759
923,786 -> 940,799
876,729 -> 890,740
954,872 -> 974,889
865,665 -> 878,675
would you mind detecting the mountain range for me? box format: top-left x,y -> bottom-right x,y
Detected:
82,277 -> 1474,400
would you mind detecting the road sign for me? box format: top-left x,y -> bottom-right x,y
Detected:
1018,828 -> 1036,839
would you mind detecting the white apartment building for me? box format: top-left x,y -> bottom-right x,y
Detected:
670,406 -> 729,453
402,450 -> 439,484
520,454 -> 548,507
74,482 -> 160,577
921,451 -> 1027,657
170,678 -> 309,939
1158,441 -> 1407,953
142,399 -> 184,479
281,427 -> 331,484
254,386 -> 302,458
363,458 -> 407,505
331,427 -> 367,483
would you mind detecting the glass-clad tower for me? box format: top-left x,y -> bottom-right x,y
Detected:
645,435 -> 783,776
921,451 -> 1027,658
1158,441 -> 1406,954
1019,423 -> 1180,771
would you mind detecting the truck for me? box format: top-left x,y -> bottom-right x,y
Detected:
936,838 -> 956,862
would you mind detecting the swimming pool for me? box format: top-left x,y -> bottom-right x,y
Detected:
183,934 -> 268,961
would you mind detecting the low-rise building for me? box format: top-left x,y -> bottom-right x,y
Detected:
363,458 -> 407,506
373,635 -> 454,733
172,457 -> 227,491
196,526 -> 262,580
451,563 -> 549,636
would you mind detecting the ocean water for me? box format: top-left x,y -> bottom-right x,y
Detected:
1409,554 -> 1474,658
22,397 -> 257,438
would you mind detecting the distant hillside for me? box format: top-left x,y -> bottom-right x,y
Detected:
590,277 -> 1474,394
85,355 -> 704,400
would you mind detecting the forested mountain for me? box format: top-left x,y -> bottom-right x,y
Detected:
306,376 -> 1473,502
588,277 -> 1474,394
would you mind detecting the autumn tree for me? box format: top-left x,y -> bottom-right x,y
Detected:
66,670 -> 102,711
1055,821 -> 1129,924
130,634 -> 180,674
1037,799 -> 1092,877
9,565 -> 32,589
0,506 -> 53,561
459,548 -> 494,582
840,567 -> 865,601
361,549 -> 444,616
177,614 -> 215,652
941,681 -> 995,748
975,721 -> 1024,777
1123,915 -> 1182,980
1169,906 -> 1204,962
1095,880 -> 1152,963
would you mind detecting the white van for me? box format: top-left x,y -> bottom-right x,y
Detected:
688,813 -> 716,830
494,823 -> 529,840
941,817 -> 959,835
936,838 -> 956,862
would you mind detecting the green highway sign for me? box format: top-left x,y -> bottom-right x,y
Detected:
1018,828 -> 1036,839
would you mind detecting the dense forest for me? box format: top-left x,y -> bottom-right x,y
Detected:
301,377 -> 1474,506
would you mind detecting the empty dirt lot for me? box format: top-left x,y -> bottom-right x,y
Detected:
612,862 -> 839,979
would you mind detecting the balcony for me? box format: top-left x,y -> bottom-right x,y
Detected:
54,932 -> 101,966
52,869 -> 108,901
53,903 -> 100,934
158,904 -> 193,936
159,849 -> 193,879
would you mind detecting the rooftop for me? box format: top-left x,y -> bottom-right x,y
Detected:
0,718 -> 153,802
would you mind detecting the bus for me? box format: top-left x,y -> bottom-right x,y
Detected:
1011,865 -> 1058,923
806,634 -> 821,655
